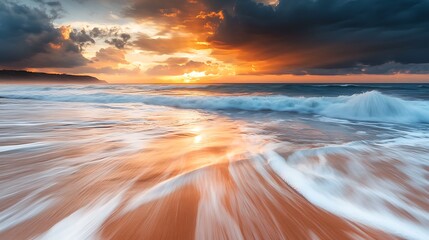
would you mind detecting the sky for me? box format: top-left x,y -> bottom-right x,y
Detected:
1,0 -> 429,83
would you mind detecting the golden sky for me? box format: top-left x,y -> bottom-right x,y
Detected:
2,0 -> 429,83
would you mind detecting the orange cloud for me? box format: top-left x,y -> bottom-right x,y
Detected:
196,10 -> 224,20
59,26 -> 71,40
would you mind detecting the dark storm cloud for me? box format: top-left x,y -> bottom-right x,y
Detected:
211,0 -> 429,74
0,1 -> 88,68
31,0 -> 65,18
89,27 -> 106,38
126,0 -> 429,74
283,63 -> 429,75
125,0 -> 191,20
69,29 -> 95,50
89,27 -> 122,38
105,33 -> 131,49
73,27 -> 132,49
125,0 -> 233,20
72,0 -> 89,3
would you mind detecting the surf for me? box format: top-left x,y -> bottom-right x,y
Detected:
1,86 -> 429,123
264,135 -> 429,240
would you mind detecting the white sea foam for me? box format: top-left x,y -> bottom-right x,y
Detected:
1,88 -> 428,123
37,192 -> 124,240
0,85 -> 428,239
265,137 -> 429,240
0,142 -> 47,153
322,91 -> 429,123
0,196 -> 55,232
125,170 -> 196,212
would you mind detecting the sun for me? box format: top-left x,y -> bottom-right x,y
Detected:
183,71 -> 206,83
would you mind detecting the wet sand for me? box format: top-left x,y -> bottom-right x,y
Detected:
0,112 -> 397,240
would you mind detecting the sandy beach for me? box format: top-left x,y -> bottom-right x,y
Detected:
1,84 -> 429,239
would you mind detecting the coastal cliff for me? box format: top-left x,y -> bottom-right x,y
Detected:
0,70 -> 106,84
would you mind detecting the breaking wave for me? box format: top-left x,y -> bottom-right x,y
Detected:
322,91 -> 429,123
1,89 -> 429,123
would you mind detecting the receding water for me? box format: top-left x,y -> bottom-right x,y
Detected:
0,84 -> 428,239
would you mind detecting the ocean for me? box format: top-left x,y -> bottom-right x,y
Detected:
0,84 -> 428,239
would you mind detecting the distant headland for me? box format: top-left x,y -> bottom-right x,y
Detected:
0,70 -> 106,84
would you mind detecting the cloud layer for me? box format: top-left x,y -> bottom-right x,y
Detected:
2,0 -> 429,77
0,1 -> 88,68
214,0 -> 429,74
126,0 -> 429,74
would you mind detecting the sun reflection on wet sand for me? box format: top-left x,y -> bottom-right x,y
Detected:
0,99 -> 395,240
194,135 -> 202,144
